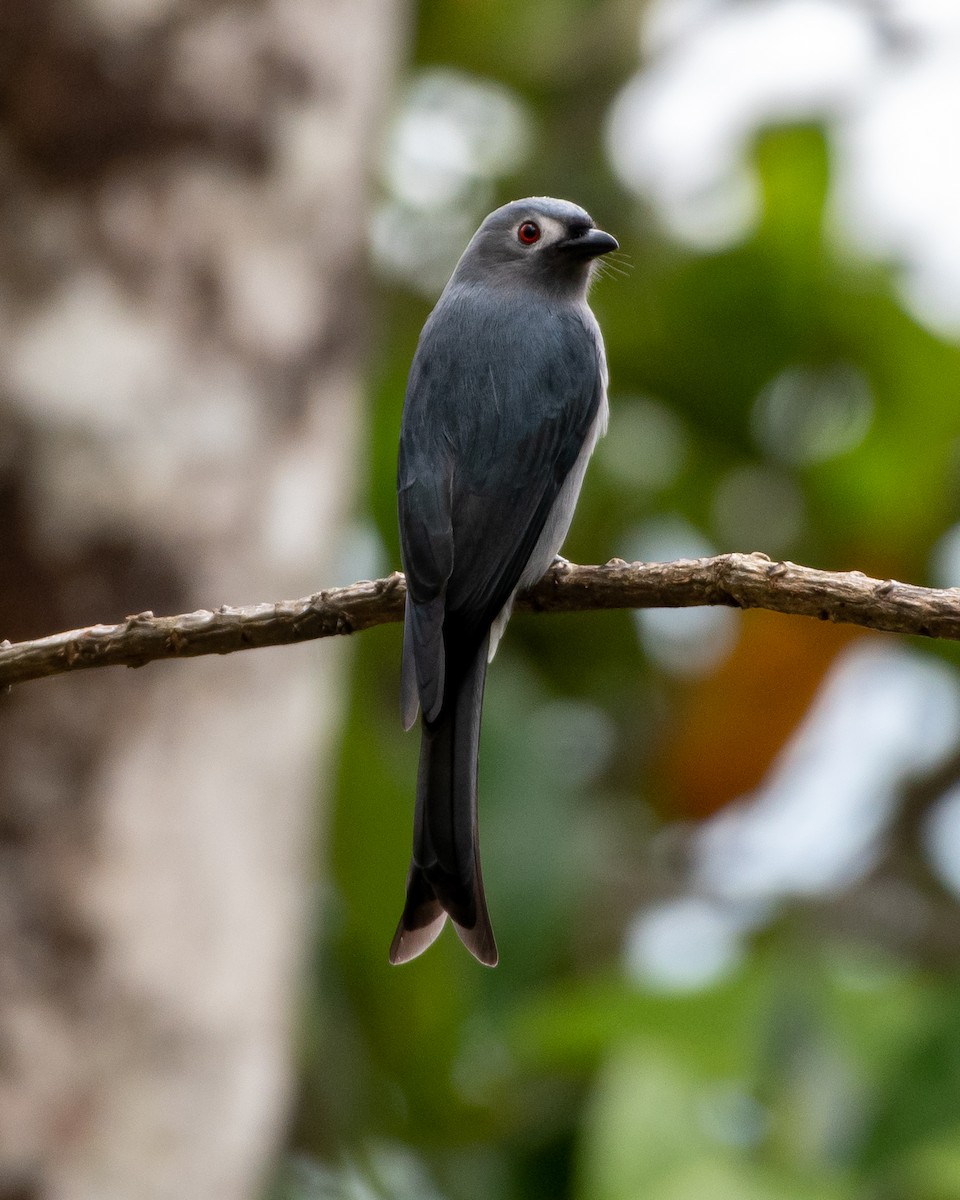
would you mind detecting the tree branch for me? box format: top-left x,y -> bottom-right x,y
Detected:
2,552 -> 959,689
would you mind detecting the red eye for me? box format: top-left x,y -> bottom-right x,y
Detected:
517,221 -> 541,245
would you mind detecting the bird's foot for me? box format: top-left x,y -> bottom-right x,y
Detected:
550,554 -> 572,574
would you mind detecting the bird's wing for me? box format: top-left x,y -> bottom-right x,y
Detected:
399,453 -> 454,726
399,297 -> 603,722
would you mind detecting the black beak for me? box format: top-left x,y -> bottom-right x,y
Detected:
559,227 -> 619,259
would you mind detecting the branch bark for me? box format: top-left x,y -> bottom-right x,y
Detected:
3,552 -> 959,689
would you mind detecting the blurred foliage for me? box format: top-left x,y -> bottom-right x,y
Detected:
276,2 -> 960,1198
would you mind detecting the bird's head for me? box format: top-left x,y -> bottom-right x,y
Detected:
452,197 -> 619,297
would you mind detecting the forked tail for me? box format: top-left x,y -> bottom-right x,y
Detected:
389,637 -> 498,966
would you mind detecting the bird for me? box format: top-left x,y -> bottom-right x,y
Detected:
389,196 -> 617,966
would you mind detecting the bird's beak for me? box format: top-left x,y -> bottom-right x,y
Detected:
559,227 -> 619,258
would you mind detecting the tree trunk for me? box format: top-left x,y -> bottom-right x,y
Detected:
0,3 -> 403,1196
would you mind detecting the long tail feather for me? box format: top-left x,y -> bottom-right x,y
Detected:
390,637 -> 498,966
388,866 -> 447,964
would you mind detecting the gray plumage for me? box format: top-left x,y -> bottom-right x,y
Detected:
390,197 -> 617,966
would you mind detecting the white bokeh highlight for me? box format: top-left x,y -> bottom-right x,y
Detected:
607,0 -> 875,249
626,643 -> 960,990
625,896 -> 746,991
697,644 -> 960,902
607,0 -> 960,335
629,516 -> 740,676
924,783 -> 960,899
373,70 -> 531,294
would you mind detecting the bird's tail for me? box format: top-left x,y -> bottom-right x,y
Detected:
389,638 -> 498,966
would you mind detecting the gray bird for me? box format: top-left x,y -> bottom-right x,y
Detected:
390,196 -> 617,966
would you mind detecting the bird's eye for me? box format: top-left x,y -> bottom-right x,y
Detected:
517,221 -> 541,245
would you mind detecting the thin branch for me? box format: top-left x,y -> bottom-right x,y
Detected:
2,552 -> 959,689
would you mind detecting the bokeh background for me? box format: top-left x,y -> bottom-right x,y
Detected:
296,3 -> 960,1198
4,1 -> 960,1199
